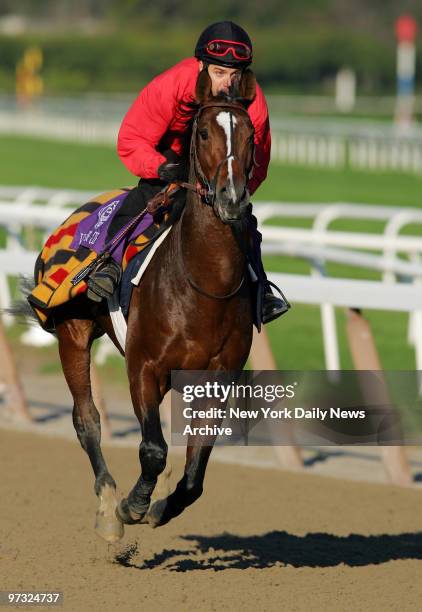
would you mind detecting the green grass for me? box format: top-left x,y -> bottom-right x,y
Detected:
0,135 -> 135,190
2,134 -> 422,206
1,135 -> 421,371
260,163 -> 422,207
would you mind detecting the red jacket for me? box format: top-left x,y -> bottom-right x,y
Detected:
117,57 -> 271,195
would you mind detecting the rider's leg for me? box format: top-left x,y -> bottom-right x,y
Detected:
247,209 -> 290,324
86,179 -> 166,302
106,179 -> 166,242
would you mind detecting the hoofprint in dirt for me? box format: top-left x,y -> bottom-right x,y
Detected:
0,429 -> 422,611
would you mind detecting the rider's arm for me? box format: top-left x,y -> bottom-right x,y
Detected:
117,71 -> 178,179
247,84 -> 271,196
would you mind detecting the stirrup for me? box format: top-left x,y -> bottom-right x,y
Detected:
87,258 -> 122,302
262,281 -> 291,324
266,281 -> 291,308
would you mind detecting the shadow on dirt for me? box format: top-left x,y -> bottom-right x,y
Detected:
113,530 -> 422,571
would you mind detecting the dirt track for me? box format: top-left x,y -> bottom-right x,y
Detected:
1,428 -> 422,611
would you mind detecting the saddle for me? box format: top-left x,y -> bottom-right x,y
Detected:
28,187 -> 179,331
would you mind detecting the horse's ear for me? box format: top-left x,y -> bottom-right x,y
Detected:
239,69 -> 256,102
196,69 -> 213,104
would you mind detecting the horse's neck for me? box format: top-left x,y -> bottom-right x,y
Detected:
179,180 -> 245,290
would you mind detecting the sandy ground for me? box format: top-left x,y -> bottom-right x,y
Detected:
4,336 -> 422,486
1,342 -> 422,610
3,368 -> 422,487
1,427 -> 422,612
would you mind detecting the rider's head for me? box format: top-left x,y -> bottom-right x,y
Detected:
195,21 -> 253,96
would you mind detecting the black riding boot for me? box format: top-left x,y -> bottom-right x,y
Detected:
87,257 -> 122,302
262,285 -> 290,324
248,211 -> 290,324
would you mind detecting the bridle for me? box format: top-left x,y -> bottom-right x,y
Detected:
177,100 -> 255,300
177,100 -> 255,208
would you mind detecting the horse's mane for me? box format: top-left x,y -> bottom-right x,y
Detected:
213,88 -> 253,109
175,81 -> 251,126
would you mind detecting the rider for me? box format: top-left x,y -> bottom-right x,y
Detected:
87,20 -> 289,324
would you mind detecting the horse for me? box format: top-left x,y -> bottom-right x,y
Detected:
53,68 -> 256,542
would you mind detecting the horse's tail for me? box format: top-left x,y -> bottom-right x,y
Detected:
1,275 -> 39,326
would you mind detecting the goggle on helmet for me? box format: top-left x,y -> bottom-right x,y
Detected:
195,21 -> 253,68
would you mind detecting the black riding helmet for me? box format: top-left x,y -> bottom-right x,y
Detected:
194,21 -> 253,69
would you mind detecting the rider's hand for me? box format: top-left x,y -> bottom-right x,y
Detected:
158,161 -> 183,183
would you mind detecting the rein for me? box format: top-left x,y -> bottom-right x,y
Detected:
186,272 -> 245,300
177,207 -> 245,300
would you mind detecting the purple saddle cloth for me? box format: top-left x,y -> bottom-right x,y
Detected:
70,191 -> 155,264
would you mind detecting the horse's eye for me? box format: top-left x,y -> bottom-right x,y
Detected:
199,129 -> 208,141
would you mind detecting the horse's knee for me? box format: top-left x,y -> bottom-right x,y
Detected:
139,439 -> 168,480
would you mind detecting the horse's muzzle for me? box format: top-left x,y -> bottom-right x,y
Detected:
215,187 -> 249,223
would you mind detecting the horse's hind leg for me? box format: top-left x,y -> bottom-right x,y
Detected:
56,318 -> 123,542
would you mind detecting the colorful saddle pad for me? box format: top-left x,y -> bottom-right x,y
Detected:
28,188 -> 172,331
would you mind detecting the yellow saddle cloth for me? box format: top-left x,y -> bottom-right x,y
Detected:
28,188 -> 169,331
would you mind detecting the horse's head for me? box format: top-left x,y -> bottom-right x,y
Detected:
193,69 -> 256,223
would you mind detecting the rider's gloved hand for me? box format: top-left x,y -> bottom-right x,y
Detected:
158,161 -> 183,183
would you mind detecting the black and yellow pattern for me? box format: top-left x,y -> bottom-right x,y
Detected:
28,186 -> 181,332
28,189 -> 129,331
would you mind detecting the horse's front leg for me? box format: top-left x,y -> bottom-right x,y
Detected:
147,410 -> 220,528
117,364 -> 168,524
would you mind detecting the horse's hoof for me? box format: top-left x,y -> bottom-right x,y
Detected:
116,498 -> 145,525
95,512 -> 124,543
95,484 -> 124,543
146,498 -> 168,528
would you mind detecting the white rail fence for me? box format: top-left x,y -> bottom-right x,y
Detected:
2,93 -> 422,173
256,201 -> 422,370
1,188 -> 422,369
270,119 -> 422,173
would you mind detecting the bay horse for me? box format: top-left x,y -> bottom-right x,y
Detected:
54,69 -> 256,542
